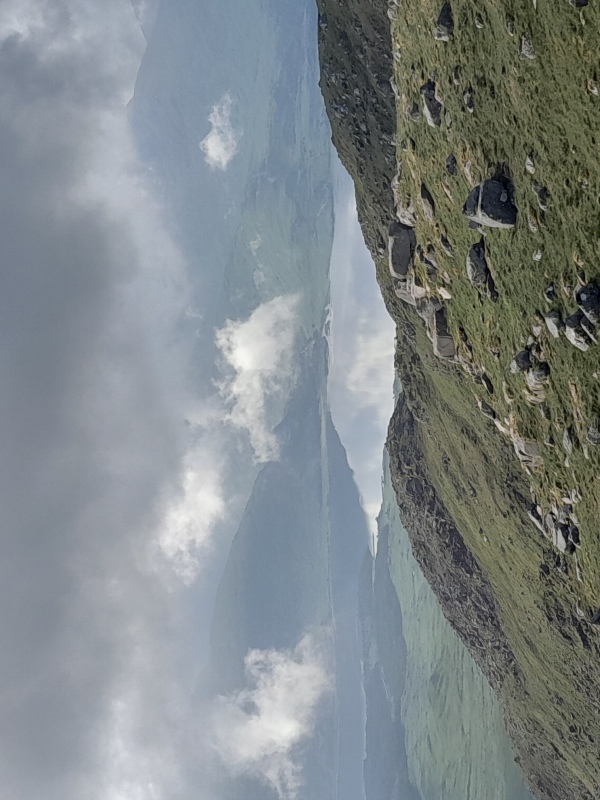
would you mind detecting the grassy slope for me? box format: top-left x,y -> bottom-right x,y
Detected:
318,0 -> 600,798
389,2 -> 600,797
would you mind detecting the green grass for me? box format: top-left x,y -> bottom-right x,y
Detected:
383,2 -> 600,796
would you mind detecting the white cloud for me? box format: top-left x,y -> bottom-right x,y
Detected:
158,447 -> 226,584
216,295 -> 299,462
199,93 -> 240,170
211,633 -> 332,799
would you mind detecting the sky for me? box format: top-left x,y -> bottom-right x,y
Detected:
328,157 -> 396,539
0,2 -> 395,799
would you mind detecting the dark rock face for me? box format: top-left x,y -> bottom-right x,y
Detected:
576,281 -> 600,326
388,222 -> 416,278
463,179 -> 518,229
420,80 -> 442,127
316,0 -> 396,268
434,2 -> 454,41
446,153 -> 457,175
569,0 -> 589,7
387,398 -> 519,689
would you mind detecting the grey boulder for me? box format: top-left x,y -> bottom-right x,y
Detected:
510,349 -> 533,374
575,281 -> 600,326
434,2 -> 454,40
565,311 -> 593,351
586,418 -> 600,446
388,222 -> 417,279
420,81 -> 443,127
463,178 -> 518,229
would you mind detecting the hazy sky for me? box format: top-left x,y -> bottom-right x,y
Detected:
0,2 -> 393,798
329,158 -> 396,537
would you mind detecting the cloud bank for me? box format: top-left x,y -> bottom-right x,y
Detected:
200,92 -> 240,170
211,633 -> 332,799
0,2 -> 203,798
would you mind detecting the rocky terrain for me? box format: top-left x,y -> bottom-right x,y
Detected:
317,0 -> 600,798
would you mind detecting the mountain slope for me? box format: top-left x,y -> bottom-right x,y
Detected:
316,0 -> 600,798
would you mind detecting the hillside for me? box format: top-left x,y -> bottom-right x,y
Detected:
316,0 -> 600,798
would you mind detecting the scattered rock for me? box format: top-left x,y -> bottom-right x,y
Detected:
533,248 -> 543,262
388,222 -> 417,279
569,525 -> 581,547
527,211 -> 539,233
544,310 -> 563,338
441,182 -> 454,203
503,382 -> 515,404
520,33 -> 536,60
510,349 -> 533,374
532,180 -> 550,211
562,427 -> 575,455
544,285 -> 555,303
478,399 -> 496,419
407,102 -> 421,122
565,311 -> 592,351
420,81 -> 443,127
586,418 -> 600,446
552,523 -> 569,553
481,373 -> 494,394
394,272 -> 428,306
446,153 -> 458,175
525,152 -> 536,174
434,2 -> 454,40
463,86 -> 475,113
420,183 -> 436,222
587,78 -> 599,96
463,160 -> 475,186
528,504 -> 545,533
445,110 -> 452,128
452,65 -> 461,85
426,243 -> 439,269
575,281 -> 600,325
466,239 -> 491,290
512,435 -> 544,468
417,245 -> 438,279
475,14 -> 484,28
506,18 -> 515,36
431,307 -> 456,358
463,178 -> 518,228
440,233 -> 455,257
531,362 -> 551,382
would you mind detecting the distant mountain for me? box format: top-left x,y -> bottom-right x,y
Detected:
208,338 -> 368,800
